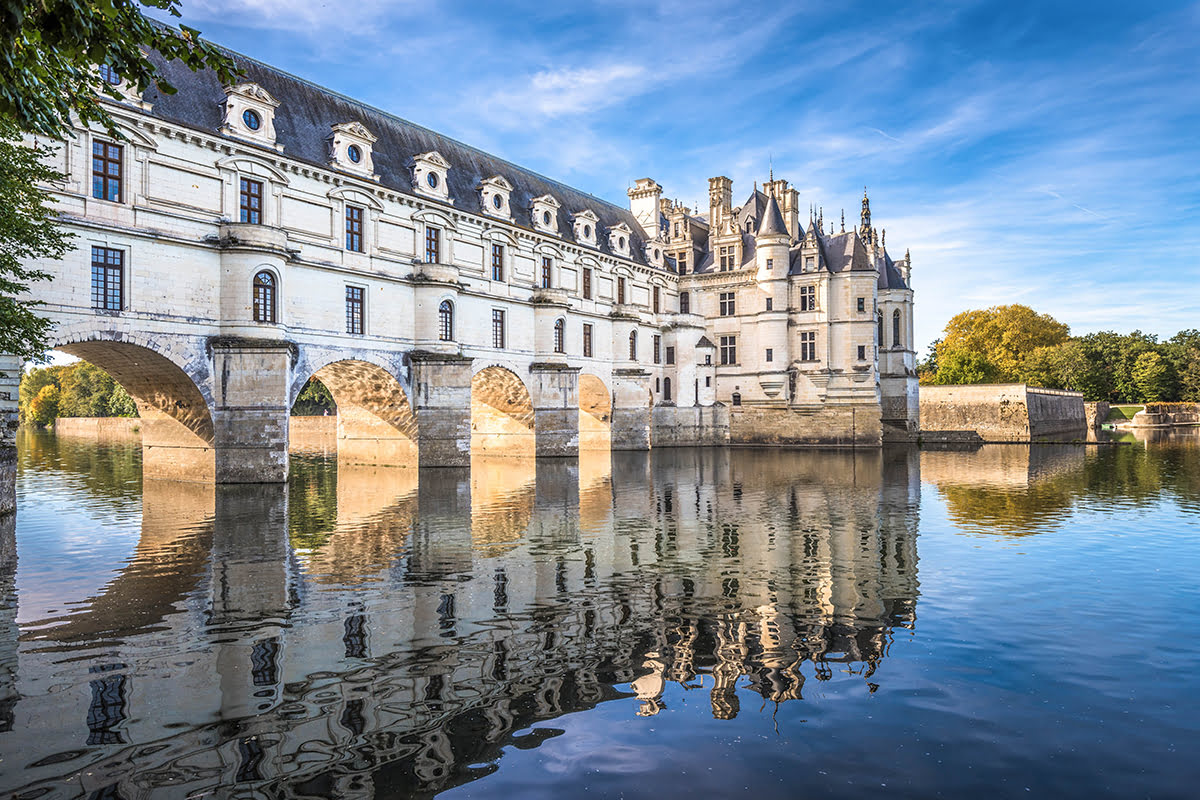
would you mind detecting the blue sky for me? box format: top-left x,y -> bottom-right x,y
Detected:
155,0 -> 1200,353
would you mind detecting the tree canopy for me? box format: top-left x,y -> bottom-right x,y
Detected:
927,305 -> 1070,385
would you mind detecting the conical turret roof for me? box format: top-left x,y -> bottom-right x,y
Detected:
757,193 -> 788,238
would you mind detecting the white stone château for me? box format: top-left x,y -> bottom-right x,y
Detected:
13,41 -> 918,484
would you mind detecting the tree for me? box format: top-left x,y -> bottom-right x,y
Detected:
291,377 -> 336,416
28,383 -> 59,426
930,350 -> 1000,385
1,1 -> 237,360
932,305 -> 1070,385
1132,351 -> 1173,403
1,1 -> 238,139
1166,330 -> 1200,402
0,126 -> 71,359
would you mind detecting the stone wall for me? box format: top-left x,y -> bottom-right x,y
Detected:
52,416 -> 141,438
1084,401 -> 1111,430
1131,403 -> 1200,427
0,355 -> 18,515
728,403 -> 882,446
920,384 -> 1086,442
650,405 -> 730,447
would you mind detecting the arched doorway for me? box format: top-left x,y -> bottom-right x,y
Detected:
578,373 -> 612,451
471,366 -> 535,457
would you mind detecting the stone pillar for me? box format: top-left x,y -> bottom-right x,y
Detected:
410,353 -> 473,468
529,364 -> 580,457
611,368 -> 652,450
209,337 -> 293,483
0,355 -> 19,515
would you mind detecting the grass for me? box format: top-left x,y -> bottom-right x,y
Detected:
1105,405 -> 1143,422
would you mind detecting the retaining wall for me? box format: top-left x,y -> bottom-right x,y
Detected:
651,405 -> 730,447
52,416 -> 142,438
729,404 -> 882,447
1131,403 -> 1200,427
920,384 -> 1086,442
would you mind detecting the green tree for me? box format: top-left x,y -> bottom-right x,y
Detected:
1132,351 -> 1173,402
1019,344 -> 1068,390
1,1 -> 238,139
107,384 -> 137,417
931,350 -> 1000,385
1166,330 -> 1200,402
291,377 -> 336,416
933,305 -> 1070,384
29,383 -> 59,426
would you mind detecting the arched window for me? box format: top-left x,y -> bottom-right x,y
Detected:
877,312 -> 884,345
553,318 -> 565,353
253,270 -> 276,323
629,331 -> 638,361
438,299 -> 454,341
679,291 -> 690,314
663,377 -> 672,402
731,392 -> 742,406
893,309 -> 902,348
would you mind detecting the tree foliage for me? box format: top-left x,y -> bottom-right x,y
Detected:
291,377 -> 336,416
19,360 -> 138,425
926,305 -> 1070,386
0,0 -> 238,139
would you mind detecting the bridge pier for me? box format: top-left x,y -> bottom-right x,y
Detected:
529,364 -> 580,457
410,353 -> 473,468
210,338 -> 292,483
611,368 -> 653,450
0,355 -> 17,515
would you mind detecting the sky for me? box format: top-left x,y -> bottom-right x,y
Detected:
152,0 -> 1200,353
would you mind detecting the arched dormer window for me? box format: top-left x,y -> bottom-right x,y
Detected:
253,270 -> 276,323
439,300 -> 454,341
553,318 -> 566,354
629,331 -> 638,361
679,291 -> 690,314
893,309 -> 902,348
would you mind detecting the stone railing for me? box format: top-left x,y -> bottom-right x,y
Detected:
411,263 -> 460,284
531,287 -> 571,306
218,221 -> 290,252
609,303 -> 642,320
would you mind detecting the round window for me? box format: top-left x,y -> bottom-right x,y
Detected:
583,225 -> 591,238
347,144 -> 362,163
492,194 -> 503,209
243,109 -> 261,131
542,210 -> 552,225
427,172 -> 439,189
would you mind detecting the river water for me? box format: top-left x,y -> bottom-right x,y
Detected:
2,430 -> 1198,799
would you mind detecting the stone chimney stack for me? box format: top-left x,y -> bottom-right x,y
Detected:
708,176 -> 732,230
627,178 -> 663,240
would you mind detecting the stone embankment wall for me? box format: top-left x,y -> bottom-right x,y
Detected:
1131,403 -> 1200,427
1084,402 -> 1111,429
52,416 -> 142,438
651,405 -> 730,446
729,404 -> 882,447
920,384 -> 1086,442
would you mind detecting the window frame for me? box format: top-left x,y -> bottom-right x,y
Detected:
239,177 -> 264,225
345,204 -> 364,252
665,345 -> 675,365
719,334 -> 737,366
719,291 -> 736,317
800,331 -> 817,362
425,225 -> 441,263
491,243 -> 505,282
492,308 -> 506,349
679,291 -> 690,314
345,284 -> 365,335
553,318 -> 566,353
253,269 -> 277,323
438,299 -> 454,341
541,256 -> 553,289
617,276 -> 627,305
90,246 -> 124,311
800,285 -> 816,312
582,267 -> 593,299
628,330 -> 637,361
652,286 -> 661,314
653,334 -> 661,364
91,140 -> 124,203
583,322 -> 594,357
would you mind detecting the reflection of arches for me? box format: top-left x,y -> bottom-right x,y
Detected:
579,373 -> 611,451
471,365 -> 534,456
52,332 -> 216,480
305,360 -> 417,466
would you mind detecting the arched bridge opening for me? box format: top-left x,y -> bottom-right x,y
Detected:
579,374 -> 612,451
471,366 -> 535,458
296,359 -> 418,467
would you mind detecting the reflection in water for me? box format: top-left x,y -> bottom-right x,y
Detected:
4,429 -> 1199,798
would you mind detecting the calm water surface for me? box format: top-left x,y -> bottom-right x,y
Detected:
2,430 -> 1199,799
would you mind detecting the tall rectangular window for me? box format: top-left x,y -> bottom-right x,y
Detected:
239,178 -> 263,224
719,291 -> 736,316
857,297 -> 866,313
765,348 -> 774,362
652,286 -> 661,313
491,244 -> 505,281
766,258 -> 773,270
677,254 -> 687,274
800,285 -> 816,312
91,247 -> 123,311
541,256 -> 553,289
345,205 -> 363,252
345,285 -> 364,334
583,323 -> 593,357
617,276 -> 627,304
665,345 -> 675,365
858,345 -> 867,361
766,297 -> 773,311
425,226 -> 440,263
492,309 -> 506,348
719,335 -> 737,365
91,141 -> 123,202
582,268 -> 593,299
653,335 -> 662,364
800,331 -> 817,361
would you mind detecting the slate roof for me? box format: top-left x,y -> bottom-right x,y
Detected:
139,45 -> 662,268
757,194 -> 788,237
878,251 -> 910,290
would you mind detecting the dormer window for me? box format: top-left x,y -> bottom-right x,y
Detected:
220,83 -> 282,151
572,209 -> 600,247
99,64 -> 121,85
412,151 -> 451,203
328,121 -> 378,179
478,175 -> 513,220
609,223 -> 633,257
644,241 -> 665,268
531,194 -> 561,234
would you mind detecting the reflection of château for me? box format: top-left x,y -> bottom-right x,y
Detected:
2,446 -> 919,798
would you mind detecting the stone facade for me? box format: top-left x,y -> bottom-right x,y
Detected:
13,41 -> 918,484
920,384 -> 1087,442
0,355 -> 17,514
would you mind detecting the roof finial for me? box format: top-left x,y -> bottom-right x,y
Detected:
840,209 -> 845,233
818,206 -> 823,229
861,186 -> 871,233
769,154 -> 774,184
882,228 -> 886,248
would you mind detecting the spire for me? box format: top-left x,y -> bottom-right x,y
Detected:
861,186 -> 871,232
756,192 -> 788,238
882,228 -> 886,248
818,206 -> 824,229
840,209 -> 845,233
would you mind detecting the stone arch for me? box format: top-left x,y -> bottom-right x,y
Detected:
299,357 -> 418,467
471,364 -> 535,457
50,328 -> 216,480
579,373 -> 612,451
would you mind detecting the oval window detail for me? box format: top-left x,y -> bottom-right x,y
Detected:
427,172 -> 439,189
543,210 -> 552,225
347,144 -> 362,163
243,109 -> 261,131
492,194 -> 503,209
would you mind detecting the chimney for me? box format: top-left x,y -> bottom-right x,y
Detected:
708,176 -> 732,229
627,178 -> 663,240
